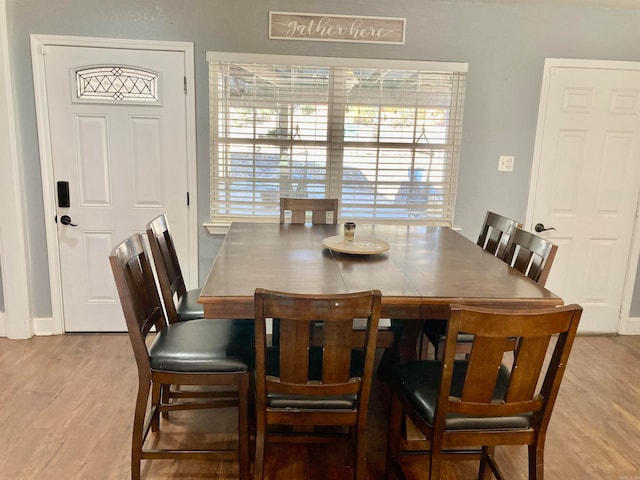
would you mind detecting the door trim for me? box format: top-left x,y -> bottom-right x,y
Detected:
30,35 -> 198,335
526,58 -> 640,335
1,1 -> 33,339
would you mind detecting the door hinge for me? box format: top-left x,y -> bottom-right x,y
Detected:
187,192 -> 190,206
184,76 -> 187,95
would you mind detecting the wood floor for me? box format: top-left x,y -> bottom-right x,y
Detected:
0,333 -> 639,479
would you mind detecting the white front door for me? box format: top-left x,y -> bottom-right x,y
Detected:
33,37 -> 196,332
528,59 -> 640,333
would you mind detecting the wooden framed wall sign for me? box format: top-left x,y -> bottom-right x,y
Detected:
269,12 -> 406,45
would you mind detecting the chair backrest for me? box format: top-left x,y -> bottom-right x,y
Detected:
253,288 -> 381,411
146,214 -> 186,323
279,197 -> 339,225
109,233 -> 167,372
476,211 -> 520,258
503,228 -> 558,286
437,303 -> 582,435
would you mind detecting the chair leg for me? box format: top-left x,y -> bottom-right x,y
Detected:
528,443 -> 544,480
237,375 -> 251,480
131,379 -> 150,480
434,337 -> 444,360
150,381 -> 162,432
480,445 -> 509,480
417,329 -> 426,360
428,436 -> 444,480
253,408 -> 266,480
479,446 -> 494,480
248,384 -> 256,461
384,391 -> 403,480
160,384 -> 170,419
355,420 -> 368,480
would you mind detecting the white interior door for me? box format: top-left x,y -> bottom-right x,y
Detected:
38,41 -> 194,332
528,60 -> 640,333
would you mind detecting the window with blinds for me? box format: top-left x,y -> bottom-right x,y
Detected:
208,53 -> 467,225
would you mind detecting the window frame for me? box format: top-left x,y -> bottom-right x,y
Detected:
206,52 -> 467,231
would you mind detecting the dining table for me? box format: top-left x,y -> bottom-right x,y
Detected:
198,222 -> 563,359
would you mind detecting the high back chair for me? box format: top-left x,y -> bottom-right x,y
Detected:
386,303 -> 582,480
253,288 -> 382,480
476,211 -> 521,258
421,211 -> 521,359
279,197 -> 339,224
503,228 -> 558,287
109,234 -> 252,480
146,214 -> 203,322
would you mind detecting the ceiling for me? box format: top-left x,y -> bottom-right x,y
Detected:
471,0 -> 640,9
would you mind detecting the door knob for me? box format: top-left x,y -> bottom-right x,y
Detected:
534,223 -> 555,233
60,215 -> 78,227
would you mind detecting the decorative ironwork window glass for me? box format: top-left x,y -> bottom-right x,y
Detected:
74,66 -> 159,103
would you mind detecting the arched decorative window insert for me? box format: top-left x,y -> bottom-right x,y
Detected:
74,66 -> 160,103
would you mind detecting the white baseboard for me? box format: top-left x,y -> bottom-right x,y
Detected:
33,316 -> 60,336
0,309 -> 6,337
620,316 -> 640,335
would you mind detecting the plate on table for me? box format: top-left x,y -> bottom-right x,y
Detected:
322,235 -> 390,255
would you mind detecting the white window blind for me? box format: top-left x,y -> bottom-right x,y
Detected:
208,52 -> 467,225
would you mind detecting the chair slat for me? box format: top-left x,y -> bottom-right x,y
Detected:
322,319 -> 355,384
463,336 -> 506,403
280,197 -> 339,225
506,336 -> 551,402
279,319 -> 311,384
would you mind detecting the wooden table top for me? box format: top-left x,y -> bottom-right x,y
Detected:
199,223 -> 562,319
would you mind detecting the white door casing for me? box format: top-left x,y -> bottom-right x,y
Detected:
527,59 -> 640,334
1,1 -> 32,339
31,35 -> 198,333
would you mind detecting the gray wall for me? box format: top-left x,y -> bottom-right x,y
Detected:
6,0 -> 640,318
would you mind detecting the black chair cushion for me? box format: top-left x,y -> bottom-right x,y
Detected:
268,393 -> 357,410
149,318 -> 253,373
392,360 -> 531,431
262,347 -> 364,410
176,288 -> 205,321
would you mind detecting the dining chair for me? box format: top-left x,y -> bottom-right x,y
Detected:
253,288 -> 382,480
503,228 -> 558,287
476,211 -> 522,258
421,211 -> 521,359
279,197 -> 339,224
146,214 -> 203,322
385,303 -> 582,480
109,233 -> 252,480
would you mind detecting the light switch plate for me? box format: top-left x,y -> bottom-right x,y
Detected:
498,155 -> 515,172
